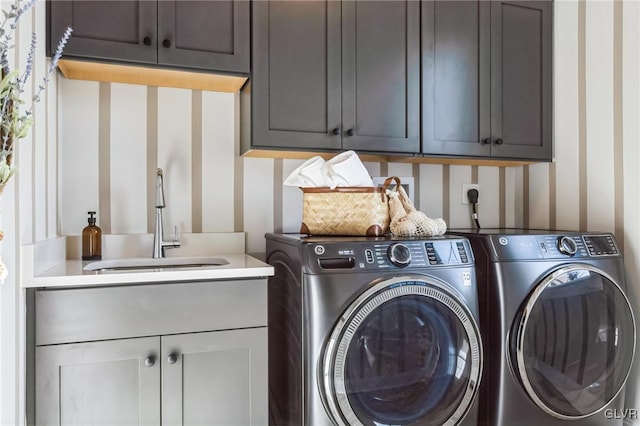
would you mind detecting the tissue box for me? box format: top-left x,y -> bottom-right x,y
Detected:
299,177 -> 400,237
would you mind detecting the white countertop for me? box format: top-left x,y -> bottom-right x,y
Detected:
23,254 -> 274,288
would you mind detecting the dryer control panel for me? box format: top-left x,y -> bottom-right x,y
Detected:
304,237 -> 474,272
489,233 -> 620,260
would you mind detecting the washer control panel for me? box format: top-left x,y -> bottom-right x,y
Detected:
306,238 -> 473,271
490,233 -> 620,260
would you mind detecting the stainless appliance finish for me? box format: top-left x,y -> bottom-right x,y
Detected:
449,229 -> 636,426
265,233 -> 483,426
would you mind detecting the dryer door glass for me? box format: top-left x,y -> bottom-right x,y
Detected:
322,279 -> 482,426
511,266 -> 636,419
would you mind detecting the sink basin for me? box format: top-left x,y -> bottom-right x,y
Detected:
83,257 -> 229,272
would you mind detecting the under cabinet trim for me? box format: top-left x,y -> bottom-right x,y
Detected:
242,149 -> 540,167
57,59 -> 248,93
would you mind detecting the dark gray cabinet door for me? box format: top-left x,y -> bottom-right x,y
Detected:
49,0 -> 250,74
251,1 -> 343,151
422,0 -> 552,161
158,0 -> 250,73
49,0 -> 157,64
251,0 -> 419,154
491,0 -> 552,160
422,1 -> 491,157
341,1 -> 420,153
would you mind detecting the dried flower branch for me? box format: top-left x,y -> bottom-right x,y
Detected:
0,0 -> 72,190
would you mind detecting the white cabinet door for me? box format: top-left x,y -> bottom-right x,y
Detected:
161,327 -> 268,426
35,337 -> 160,426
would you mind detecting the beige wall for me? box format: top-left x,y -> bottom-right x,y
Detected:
2,0 -> 640,424
0,0 -> 59,422
57,80 -> 518,253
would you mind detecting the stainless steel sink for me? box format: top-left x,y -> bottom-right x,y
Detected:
83,257 -> 229,272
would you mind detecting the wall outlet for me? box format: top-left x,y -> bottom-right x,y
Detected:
462,184 -> 480,205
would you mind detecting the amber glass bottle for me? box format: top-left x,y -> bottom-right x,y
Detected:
82,211 -> 102,260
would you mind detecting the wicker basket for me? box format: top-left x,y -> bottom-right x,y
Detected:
300,177 -> 400,236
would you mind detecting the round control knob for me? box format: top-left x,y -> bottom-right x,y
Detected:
557,236 -> 578,256
167,353 -> 179,364
387,243 -> 411,267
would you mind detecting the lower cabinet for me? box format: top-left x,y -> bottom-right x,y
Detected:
36,329 -> 266,426
36,337 -> 160,425
30,280 -> 268,426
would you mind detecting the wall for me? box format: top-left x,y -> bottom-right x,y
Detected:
2,0 -> 640,425
0,0 -> 60,423
58,82 -> 520,254
549,1 -> 640,418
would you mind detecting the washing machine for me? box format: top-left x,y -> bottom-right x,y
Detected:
450,229 -> 636,425
265,233 -> 483,426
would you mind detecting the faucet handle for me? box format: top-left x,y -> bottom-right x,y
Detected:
172,225 -> 181,248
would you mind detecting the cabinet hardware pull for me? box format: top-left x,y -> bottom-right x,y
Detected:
495,138 -> 504,145
162,39 -> 172,48
144,356 -> 156,367
331,128 -> 340,136
143,37 -> 152,46
167,353 -> 179,364
346,128 -> 354,137
481,138 -> 491,145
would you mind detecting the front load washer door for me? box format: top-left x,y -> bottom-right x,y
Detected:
321,277 -> 482,426
510,265 -> 636,420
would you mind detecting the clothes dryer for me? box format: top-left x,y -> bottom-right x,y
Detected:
265,234 -> 483,426
450,229 -> 636,426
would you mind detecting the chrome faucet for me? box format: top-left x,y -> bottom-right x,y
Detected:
153,168 -> 181,258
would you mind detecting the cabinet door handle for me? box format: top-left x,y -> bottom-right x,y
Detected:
143,36 -> 152,46
162,39 -> 172,48
495,138 -> 503,145
331,127 -> 340,136
167,353 -> 179,364
144,356 -> 156,367
481,138 -> 491,145
345,128 -> 354,137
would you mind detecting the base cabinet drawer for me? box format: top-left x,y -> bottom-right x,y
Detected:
35,279 -> 267,345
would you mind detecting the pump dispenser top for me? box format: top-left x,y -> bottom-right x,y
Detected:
82,211 -> 102,260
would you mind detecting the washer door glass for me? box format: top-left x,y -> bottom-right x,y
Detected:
322,279 -> 482,426
510,265 -> 636,419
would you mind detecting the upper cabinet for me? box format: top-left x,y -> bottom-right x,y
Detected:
48,0 -> 250,74
245,0 -> 420,154
422,0 -> 552,161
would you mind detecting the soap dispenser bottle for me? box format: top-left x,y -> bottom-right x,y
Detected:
82,211 -> 102,260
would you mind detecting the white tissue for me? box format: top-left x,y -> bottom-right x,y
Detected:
322,150 -> 374,189
283,156 -> 327,187
283,151 -> 373,188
